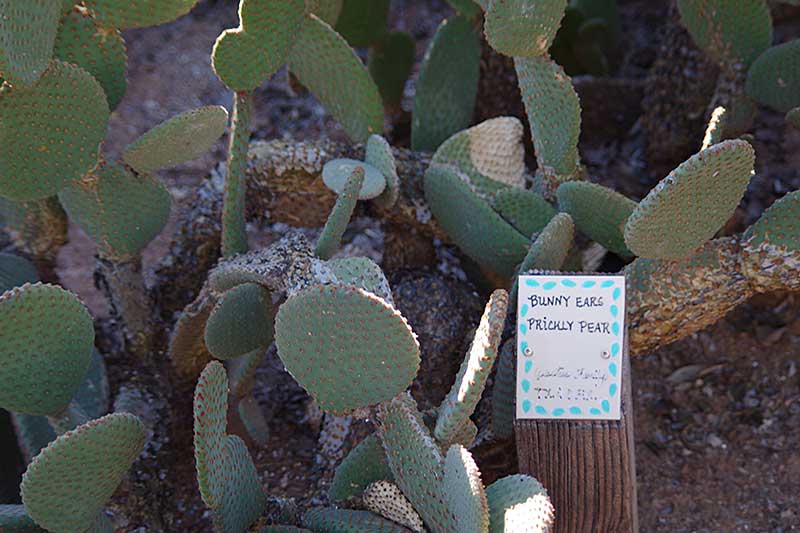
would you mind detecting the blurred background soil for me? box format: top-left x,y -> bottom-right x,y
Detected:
6,0 -> 799,531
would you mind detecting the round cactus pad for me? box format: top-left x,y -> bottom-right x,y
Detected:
0,60 -> 109,201
21,413 -> 146,532
204,282 -> 274,361
746,39 -> 800,113
334,0 -> 390,47
493,187 -> 557,237
363,480 -> 425,532
744,190 -> 800,251
443,445 -> 489,533
0,0 -> 62,87
624,139 -> 754,260
322,158 -> 386,200
122,106 -> 229,174
365,134 -> 399,208
485,0 -> 566,58
0,283 -> 94,416
83,0 -> 200,29
486,474 -> 554,533
59,160 -> 171,259
274,284 -> 420,415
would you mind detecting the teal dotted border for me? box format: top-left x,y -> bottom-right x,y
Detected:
518,277 -> 622,417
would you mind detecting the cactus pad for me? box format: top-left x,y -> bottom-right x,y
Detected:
493,187 -> 557,237
334,0 -> 390,47
744,190 -> 800,251
556,181 -> 637,256
435,290 -> 508,444
363,480 -> 425,532
204,282 -> 274,361
329,433 -> 393,501
59,161 -> 171,260
0,0 -> 61,87
366,134 -> 400,208
21,412 -> 146,532
490,339 -> 516,439
0,504 -> 44,532
515,56 -> 581,177
53,9 -> 127,110
442,445 -> 489,533
322,158 -> 386,200
275,284 -> 420,414
486,474 -> 555,532
411,16 -> 480,151
261,527 -> 314,533
0,283 -> 94,416
624,139 -> 754,260
316,166 -> 364,260
305,0 -> 343,25
302,507 -> 412,532
518,212 -> 575,273
0,60 -> 109,201
433,117 -> 527,196
485,0 -> 567,58
745,39 -> 800,113
83,0 -> 200,29
376,393 -> 456,532
677,0 -> 772,67
369,31 -> 415,108
424,164 -> 529,277
122,106 -> 229,174
0,253 -> 38,291
329,256 -> 393,302
214,435 -> 268,532
168,289 -> 216,380
288,13 -> 384,142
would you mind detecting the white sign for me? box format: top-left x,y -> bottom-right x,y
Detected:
516,274 -> 625,420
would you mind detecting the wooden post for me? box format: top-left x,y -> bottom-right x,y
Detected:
515,332 -> 638,532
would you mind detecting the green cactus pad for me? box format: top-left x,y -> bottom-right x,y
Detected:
305,0 -> 343,25
260,527 -> 314,533
322,158 -> 386,200
677,0 -> 772,67
787,107 -> 800,129
122,106 -> 229,174
493,188 -> 557,238
0,60 -> 109,201
83,0 -> 200,29
237,395 -> 269,444
194,361 -> 228,506
446,0 -> 483,17
424,164 -> 529,277
334,0 -> 390,47
745,39 -> 800,113
485,0 -> 566,58
169,289 -> 216,380
0,283 -> 94,416
288,13 -> 384,142
211,0 -> 305,92
0,0 -> 61,87
744,190 -> 800,251
328,256 -> 392,302
518,212 -> 575,274
275,284 -> 420,414
443,445 -> 489,533
369,31 -> 414,108
222,91 -> 251,257
486,474 -> 555,533
363,480 -> 425,531
21,412 -> 146,532
302,507 -> 411,533
433,117 -> 527,197
411,16 -> 480,152
329,433 -> 393,501
229,348 -> 264,397
11,413 -> 57,464
515,55 -> 581,177
490,339 -> 516,439
624,139 -> 754,260
556,181 -> 637,256
366,134 -> 400,209
316,166 -> 364,260
53,9 -> 127,110
0,253 -> 38,291
59,160 -> 171,260
0,505 -> 45,532
204,282 -> 274,361
434,290 -> 508,444
214,435 -> 268,532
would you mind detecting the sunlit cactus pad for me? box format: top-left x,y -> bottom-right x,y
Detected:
0,0 -> 61,87
288,13 -> 384,142
486,475 -> 555,532
493,187 -> 557,237
275,284 -> 420,414
122,106 -> 229,174
0,283 -> 94,416
746,39 -> 800,113
59,160 -> 171,260
211,0 -> 305,92
322,158 -> 386,200
329,433 -> 393,501
329,256 -> 393,302
204,282 -> 274,361
53,9 -> 127,110
443,445 -> 489,533
556,180 -> 637,256
363,480 -> 424,531
624,139 -> 754,260
677,0 -> 772,67
83,0 -> 200,29
484,0 -> 567,58
412,16 -> 480,151
0,60 -> 109,201
21,412 -> 146,532
302,507 -> 412,532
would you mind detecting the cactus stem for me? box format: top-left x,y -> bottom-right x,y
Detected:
221,91 -> 252,257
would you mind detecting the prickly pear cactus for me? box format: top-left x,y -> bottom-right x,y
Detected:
0,0 -> 62,87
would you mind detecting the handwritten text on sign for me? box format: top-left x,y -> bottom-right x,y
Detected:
516,275 -> 625,420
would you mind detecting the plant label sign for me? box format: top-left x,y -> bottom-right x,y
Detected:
516,274 -> 625,420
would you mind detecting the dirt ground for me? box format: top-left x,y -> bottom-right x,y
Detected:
5,0 -> 800,531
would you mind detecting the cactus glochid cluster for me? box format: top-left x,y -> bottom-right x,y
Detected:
0,0 -> 798,531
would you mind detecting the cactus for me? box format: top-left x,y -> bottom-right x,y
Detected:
0,504 -> 45,532
442,445 -> 489,533
493,188 -> 557,237
368,31 -> 415,108
0,0 -> 62,87
322,158 -> 386,200
486,475 -> 555,533
0,252 -> 38,290
204,282 -> 274,360
363,480 -> 425,531
484,0 -> 567,58
329,433 -> 393,501
550,0 -> 621,76
303,507 -> 412,532
745,39 -> 800,113
221,92 -> 253,257
334,0 -> 390,47
365,134 -> 400,209
305,0 -> 343,25
316,166 -> 365,259
82,0 -> 200,29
